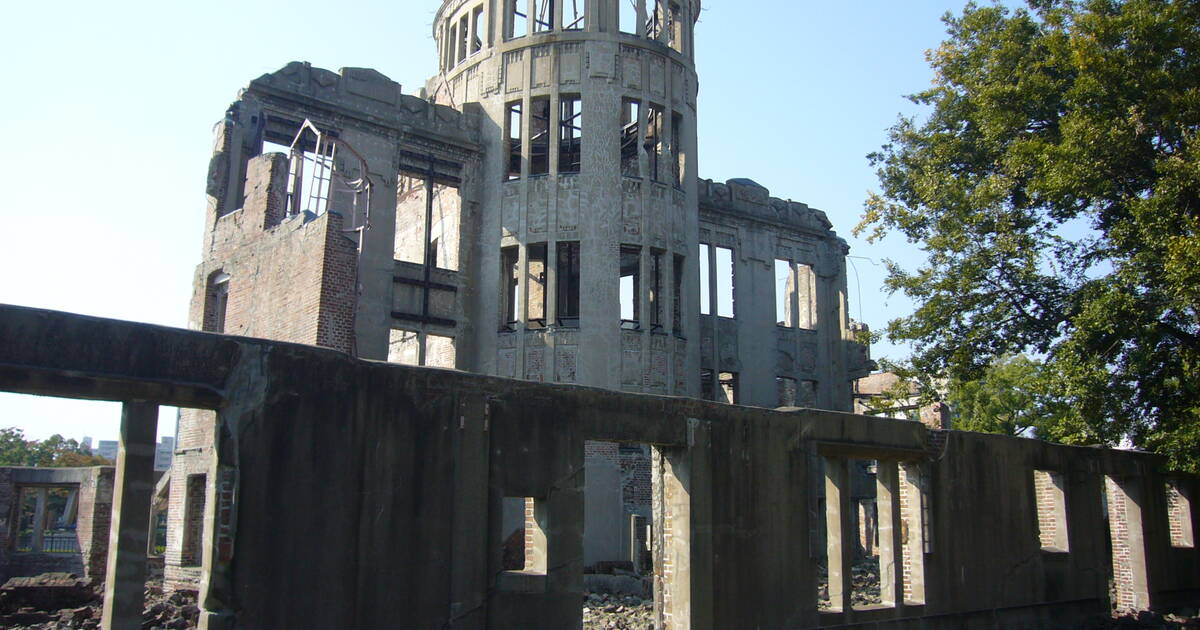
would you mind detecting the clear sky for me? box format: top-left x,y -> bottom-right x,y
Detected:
0,0 -> 997,443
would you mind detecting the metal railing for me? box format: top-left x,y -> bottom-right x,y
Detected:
14,530 -> 81,554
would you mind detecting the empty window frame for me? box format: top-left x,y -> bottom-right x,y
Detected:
645,0 -> 664,39
719,371 -> 737,404
621,99 -> 641,177
672,254 -> 685,334
1033,470 -> 1069,552
182,474 -> 207,567
533,0 -> 554,32
506,0 -> 528,39
506,102 -> 523,180
667,1 -> 684,52
448,23 -> 458,68
645,103 -> 665,183
527,243 -> 548,327
775,259 -> 792,326
777,376 -> 797,407
620,0 -> 638,34
426,334 -> 457,369
530,97 -> 551,176
715,246 -> 735,318
649,250 -> 664,330
557,241 -> 581,326
471,6 -> 486,54
671,111 -> 685,188
620,246 -> 641,326
501,497 -> 549,574
458,15 -> 470,63
204,271 -> 230,333
559,96 -> 583,174
501,246 -> 520,328
700,368 -> 715,401
564,0 -> 585,30
1166,480 -> 1194,548
698,243 -> 711,315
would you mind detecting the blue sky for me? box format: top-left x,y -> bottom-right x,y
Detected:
0,0 -> 1005,443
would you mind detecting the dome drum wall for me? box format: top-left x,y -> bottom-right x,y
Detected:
431,0 -> 701,394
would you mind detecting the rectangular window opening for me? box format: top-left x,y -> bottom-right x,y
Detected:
507,0 -> 528,39
672,254 -> 684,335
501,497 -> 548,574
699,243 -> 711,315
506,102 -> 523,180
530,97 -> 551,176
718,371 -> 737,405
645,0 -> 663,39
387,329 -> 421,366
851,459 -> 883,609
645,104 -> 665,183
1167,480 -> 1194,548
899,463 -> 928,605
557,241 -> 581,327
559,96 -> 583,174
776,376 -> 797,408
668,1 -> 684,52
181,473 -> 207,568
458,15 -> 469,64
671,111 -> 685,188
533,0 -> 555,32
564,0 -> 585,30
715,246 -> 735,318
501,246 -> 520,328
527,243 -> 548,328
620,246 -> 641,327
425,334 -> 457,369
1034,470 -> 1070,552
649,250 -> 664,330
471,7 -> 486,53
621,99 -> 641,178
14,486 -> 81,554
448,24 -> 458,67
775,259 -> 794,327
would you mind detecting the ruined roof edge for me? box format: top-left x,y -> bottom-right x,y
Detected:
698,177 -> 837,237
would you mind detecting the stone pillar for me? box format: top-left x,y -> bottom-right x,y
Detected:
101,401 -> 157,630
32,488 -> 47,552
823,457 -> 853,613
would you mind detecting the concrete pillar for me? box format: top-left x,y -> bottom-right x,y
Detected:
823,457 -> 853,613
101,401 -> 158,630
876,462 -> 903,607
31,488 -> 47,552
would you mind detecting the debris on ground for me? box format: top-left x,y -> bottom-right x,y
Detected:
0,573 -> 197,630
582,592 -> 653,630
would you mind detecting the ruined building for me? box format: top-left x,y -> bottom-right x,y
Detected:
171,0 -> 874,588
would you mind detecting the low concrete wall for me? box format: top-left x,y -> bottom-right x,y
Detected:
0,304 -> 1196,629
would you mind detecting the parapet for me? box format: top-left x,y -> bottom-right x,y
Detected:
698,177 -> 836,237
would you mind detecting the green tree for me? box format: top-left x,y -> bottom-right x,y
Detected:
858,0 -> 1200,470
946,355 -> 1077,438
0,427 -> 34,466
0,428 -> 112,467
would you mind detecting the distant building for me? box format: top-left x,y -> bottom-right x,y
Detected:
95,440 -> 118,462
80,436 -> 93,454
853,371 -> 951,430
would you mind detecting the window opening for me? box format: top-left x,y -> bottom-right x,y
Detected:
645,104 -> 665,182
501,497 -> 548,574
719,372 -> 737,404
205,272 -> 230,333
699,243 -> 711,315
852,459 -> 882,608
776,376 -> 797,407
425,334 -> 457,369
899,462 -> 928,605
620,0 -> 638,34
1034,470 -> 1070,552
621,99 -> 641,177
620,246 -> 641,327
700,368 -> 715,400
559,96 -> 583,174
668,1 -> 684,52
528,243 -> 548,328
564,0 -> 585,30
715,246 -> 735,318
501,246 -> 520,328
557,241 -> 581,326
1167,481 -> 1195,548
672,254 -> 684,334
471,6 -> 485,53
533,0 -> 554,32
181,474 -> 206,567
388,329 -> 421,365
458,15 -> 469,64
506,102 -> 523,180
775,259 -> 793,327
649,250 -> 664,330
282,120 -> 372,227
448,23 -> 458,67
507,0 -> 528,38
645,0 -> 663,39
14,486 -> 80,554
671,111 -> 684,188
530,97 -> 551,176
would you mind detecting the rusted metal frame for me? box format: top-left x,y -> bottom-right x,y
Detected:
393,276 -> 458,293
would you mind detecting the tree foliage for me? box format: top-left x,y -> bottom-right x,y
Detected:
0,428 -> 112,467
858,0 -> 1200,470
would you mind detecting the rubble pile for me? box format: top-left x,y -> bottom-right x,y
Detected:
582,592 -> 654,630
0,574 -> 198,630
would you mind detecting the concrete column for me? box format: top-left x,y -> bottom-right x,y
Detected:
101,401 -> 158,630
823,457 -> 853,613
876,461 -> 903,607
899,463 -> 926,605
31,488 -> 47,552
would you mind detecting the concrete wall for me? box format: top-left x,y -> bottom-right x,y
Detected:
1,305 -> 1197,629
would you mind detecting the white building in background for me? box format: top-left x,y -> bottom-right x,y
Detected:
96,440 -> 118,461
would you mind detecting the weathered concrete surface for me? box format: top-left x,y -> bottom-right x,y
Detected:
0,303 -> 1197,630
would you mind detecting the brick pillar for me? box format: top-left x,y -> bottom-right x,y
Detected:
101,402 -> 157,630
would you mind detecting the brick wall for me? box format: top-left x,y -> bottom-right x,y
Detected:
165,411 -> 213,592
1166,480 -> 1194,548
1033,470 -> 1065,550
76,467 -> 114,578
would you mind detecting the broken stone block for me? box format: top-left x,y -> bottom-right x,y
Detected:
0,573 -> 96,613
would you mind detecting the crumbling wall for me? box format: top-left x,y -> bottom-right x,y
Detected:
0,467 -> 113,582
